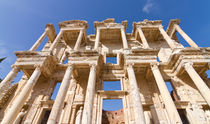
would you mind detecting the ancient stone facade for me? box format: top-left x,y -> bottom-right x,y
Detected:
0,18 -> 210,124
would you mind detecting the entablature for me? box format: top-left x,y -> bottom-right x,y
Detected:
160,48 -> 210,76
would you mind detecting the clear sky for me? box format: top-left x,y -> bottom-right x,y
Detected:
0,0 -> 210,110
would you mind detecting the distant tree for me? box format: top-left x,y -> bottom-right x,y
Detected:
0,57 -> 6,83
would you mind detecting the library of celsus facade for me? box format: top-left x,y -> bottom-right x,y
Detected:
0,18 -> 210,124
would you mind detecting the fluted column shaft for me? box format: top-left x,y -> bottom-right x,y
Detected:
0,66 -> 19,94
121,28 -> 129,49
127,65 -> 146,124
81,64 -> 97,124
30,30 -> 48,51
174,24 -> 199,48
137,28 -> 149,48
74,29 -> 84,51
94,28 -> 100,50
183,62 -> 210,106
159,26 -> 176,49
1,67 -> 41,124
151,64 -> 182,123
47,65 -> 74,124
49,30 -> 64,52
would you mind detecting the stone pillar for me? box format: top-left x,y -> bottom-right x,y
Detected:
137,28 -> 149,48
29,29 -> 48,51
70,105 -> 77,124
1,67 -> 41,124
81,64 -> 97,124
127,64 -> 146,124
94,28 -> 100,50
0,66 -> 19,95
174,24 -> 199,48
47,65 -> 74,124
121,27 -> 129,49
150,63 -> 182,123
75,107 -> 83,124
49,29 -> 64,52
74,29 -> 84,51
13,109 -> 27,124
158,26 -> 176,49
62,78 -> 77,124
183,62 -> 210,106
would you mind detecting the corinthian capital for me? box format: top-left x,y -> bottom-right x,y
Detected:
150,62 -> 159,70
126,63 -> 134,68
182,62 -> 193,70
11,65 -> 20,71
89,63 -> 97,71
34,64 -> 43,71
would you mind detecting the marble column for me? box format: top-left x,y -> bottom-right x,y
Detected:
49,29 -> 64,52
47,65 -> 74,124
30,29 -> 48,51
0,66 -> 19,95
74,29 -> 84,51
127,64 -> 146,124
159,26 -> 176,49
81,64 -> 97,124
1,67 -> 41,124
62,78 -> 77,124
183,62 -> 210,106
137,28 -> 149,48
151,63 -> 182,123
75,107 -> 83,124
174,24 -> 199,48
121,27 -> 129,49
70,105 -> 77,124
94,28 -> 100,50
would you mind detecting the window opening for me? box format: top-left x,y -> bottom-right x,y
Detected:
177,109 -> 190,124
50,82 -> 61,100
106,55 -> 117,64
41,110 -> 51,124
102,99 -> 124,124
103,80 -> 121,91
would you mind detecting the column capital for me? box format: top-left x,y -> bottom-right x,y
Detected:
150,62 -> 159,70
34,64 -> 44,72
45,28 -> 50,33
182,62 -> 193,70
126,63 -> 134,68
60,28 -> 65,33
120,27 -> 126,31
89,63 -> 97,71
96,27 -> 101,31
67,64 -> 74,69
171,76 -> 179,81
158,25 -> 164,29
11,65 -> 20,71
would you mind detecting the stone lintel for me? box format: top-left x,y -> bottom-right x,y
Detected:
46,24 -> 57,42
59,20 -> 88,29
94,18 -> 127,34
132,19 -> 162,36
166,19 -> 180,36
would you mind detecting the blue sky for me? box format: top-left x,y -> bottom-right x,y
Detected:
0,0 -> 210,110
0,0 -> 210,77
